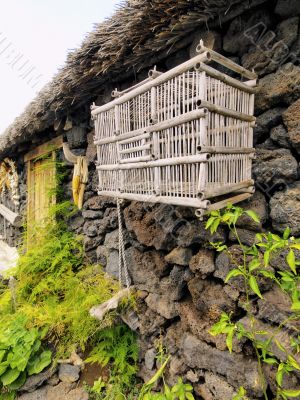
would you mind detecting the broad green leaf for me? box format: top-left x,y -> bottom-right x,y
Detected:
205,217 -> 215,230
27,350 -> 52,376
246,245 -> 259,256
8,346 -> 32,371
0,350 -> 6,363
281,389 -> 300,397
221,214 -> 232,222
291,243 -> 300,250
186,393 -> 195,400
264,251 -> 270,267
30,339 -> 41,355
248,259 -> 260,272
255,233 -> 263,242
216,244 -> 227,252
270,242 -> 284,252
39,327 -> 49,340
8,371 -> 27,390
291,301 -> 300,312
258,270 -> 275,280
145,356 -> 170,387
233,386 -> 247,400
226,328 -> 235,353
0,361 -> 8,376
210,210 -> 219,216
278,271 -> 294,282
225,269 -> 243,282
211,219 -> 220,234
245,210 -> 260,223
276,363 -> 285,387
274,339 -> 286,353
287,355 -> 300,370
263,357 -> 277,365
209,316 -> 233,336
287,249 -> 297,274
249,276 -> 263,299
271,233 -> 282,242
1,368 -> 20,386
184,384 -> 193,391
283,227 -> 291,240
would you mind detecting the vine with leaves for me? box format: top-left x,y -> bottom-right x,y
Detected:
206,205 -> 300,399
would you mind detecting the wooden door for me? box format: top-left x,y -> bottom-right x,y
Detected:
27,153 -> 56,233
25,137 -> 63,239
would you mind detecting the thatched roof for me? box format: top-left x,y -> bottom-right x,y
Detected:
0,0 -> 266,158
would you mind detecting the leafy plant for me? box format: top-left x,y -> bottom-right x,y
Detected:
0,201 -> 120,362
138,339 -> 195,400
86,324 -> 138,399
86,334 -> 195,400
206,205 -> 300,400
232,386 -> 249,400
0,316 -> 51,392
139,377 -> 194,400
0,161 -> 124,395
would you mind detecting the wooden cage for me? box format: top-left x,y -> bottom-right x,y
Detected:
91,42 -> 257,217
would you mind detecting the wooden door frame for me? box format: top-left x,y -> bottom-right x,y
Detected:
25,136 -> 63,234
24,136 -> 63,162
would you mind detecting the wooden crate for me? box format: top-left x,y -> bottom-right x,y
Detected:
91,41 -> 257,216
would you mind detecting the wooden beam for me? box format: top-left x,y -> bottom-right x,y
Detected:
0,204 -> 22,227
97,191 -> 210,209
91,52 -> 211,116
24,136 -> 63,162
207,193 -> 252,211
196,41 -> 257,80
97,153 -> 210,171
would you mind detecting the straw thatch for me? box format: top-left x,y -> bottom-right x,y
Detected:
0,0 -> 266,157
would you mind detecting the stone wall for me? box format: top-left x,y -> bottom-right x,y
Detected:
6,0 -> 300,398
0,160 -> 26,247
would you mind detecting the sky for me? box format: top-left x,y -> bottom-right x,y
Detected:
0,0 -> 120,134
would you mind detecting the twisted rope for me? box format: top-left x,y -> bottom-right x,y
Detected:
117,198 -> 130,290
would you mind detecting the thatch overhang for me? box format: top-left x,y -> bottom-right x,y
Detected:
0,0 -> 267,158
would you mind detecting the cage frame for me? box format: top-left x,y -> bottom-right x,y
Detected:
91,41 -> 257,217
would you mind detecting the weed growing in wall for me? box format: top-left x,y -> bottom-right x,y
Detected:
86,324 -> 139,400
0,201 -> 119,359
87,335 -> 195,400
206,205 -> 300,400
0,156 -> 121,395
137,338 -> 195,400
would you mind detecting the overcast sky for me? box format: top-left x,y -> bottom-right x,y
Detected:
0,0 -> 119,134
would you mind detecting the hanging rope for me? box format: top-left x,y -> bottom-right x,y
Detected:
117,198 -> 130,290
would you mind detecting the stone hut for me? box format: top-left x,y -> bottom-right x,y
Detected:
0,0 -> 300,398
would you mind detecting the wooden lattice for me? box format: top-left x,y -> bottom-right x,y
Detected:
91,42 -> 257,217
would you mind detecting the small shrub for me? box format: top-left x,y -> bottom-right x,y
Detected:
86,324 -> 138,399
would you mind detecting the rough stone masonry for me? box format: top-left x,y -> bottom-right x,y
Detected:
3,0 -> 300,398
